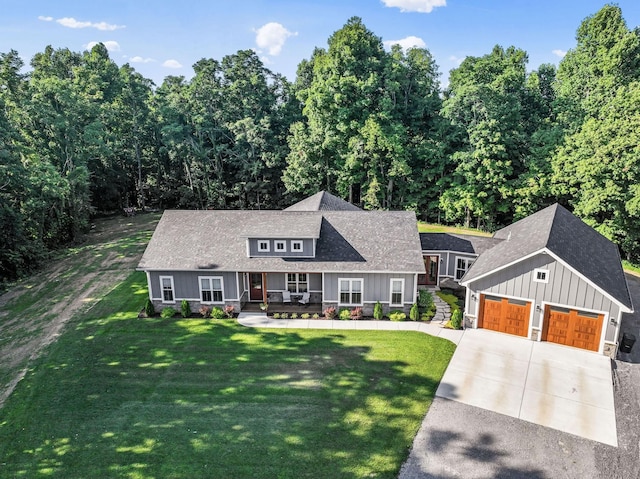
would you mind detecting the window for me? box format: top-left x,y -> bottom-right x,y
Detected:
455,257 -> 474,280
258,240 -> 270,252
390,279 -> 404,306
160,276 -> 175,303
291,240 -> 303,252
200,276 -> 223,303
339,278 -> 363,305
287,273 -> 308,293
533,268 -> 549,283
275,240 -> 287,253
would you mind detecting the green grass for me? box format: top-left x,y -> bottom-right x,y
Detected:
0,272 -> 455,479
417,222 -> 492,236
623,260 -> 640,276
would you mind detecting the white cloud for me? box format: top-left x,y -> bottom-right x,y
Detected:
552,49 -> 567,58
384,35 -> 426,51
130,56 -> 156,64
162,59 -> 183,69
56,17 -> 125,31
38,16 -> 53,22
449,55 -> 465,65
382,0 -> 446,13
255,22 -> 297,56
86,41 -> 121,52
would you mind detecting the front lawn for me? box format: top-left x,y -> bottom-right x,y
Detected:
0,272 -> 455,479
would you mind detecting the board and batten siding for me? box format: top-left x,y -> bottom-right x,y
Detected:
247,238 -> 314,257
323,272 -> 416,305
149,270 -> 239,301
264,272 -> 322,291
422,250 -> 477,279
466,253 -> 621,342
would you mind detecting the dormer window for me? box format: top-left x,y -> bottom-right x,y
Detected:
258,240 -> 270,252
275,240 -> 287,253
291,240 -> 303,252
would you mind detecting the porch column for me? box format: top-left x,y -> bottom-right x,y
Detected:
262,272 -> 268,304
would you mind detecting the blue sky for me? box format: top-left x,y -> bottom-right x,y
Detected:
2,1 -> 640,87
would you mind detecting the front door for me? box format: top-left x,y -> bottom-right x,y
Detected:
419,255 -> 439,286
249,273 -> 263,301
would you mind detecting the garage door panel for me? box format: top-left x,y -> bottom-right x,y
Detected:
543,306 -> 603,352
480,295 -> 530,337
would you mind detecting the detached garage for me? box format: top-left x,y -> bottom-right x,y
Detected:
460,203 -> 633,358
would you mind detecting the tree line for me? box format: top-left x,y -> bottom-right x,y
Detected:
1,4 -> 640,284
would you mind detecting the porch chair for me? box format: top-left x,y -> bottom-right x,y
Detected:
282,290 -> 292,303
298,292 -> 310,306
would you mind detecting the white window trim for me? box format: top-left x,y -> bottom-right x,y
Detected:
258,240 -> 270,252
455,256 -> 474,281
274,240 -> 287,253
159,275 -> 175,304
286,273 -> 308,293
389,278 -> 405,307
199,276 -> 225,304
533,268 -> 549,283
338,278 -> 364,306
291,240 -> 303,252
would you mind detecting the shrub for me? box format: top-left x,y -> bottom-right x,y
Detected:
389,310 -> 406,322
409,303 -> 419,321
312,313 -> 320,319
161,307 -> 176,319
451,309 -> 463,330
373,301 -> 383,320
418,290 -> 434,312
224,305 -> 235,318
291,313 -> 298,319
301,313 -> 310,319
210,306 -> 226,319
273,313 -> 281,319
281,312 -> 289,319
350,307 -> 363,320
144,298 -> 155,317
324,306 -> 336,319
181,299 -> 190,318
199,306 -> 210,318
338,308 -> 351,320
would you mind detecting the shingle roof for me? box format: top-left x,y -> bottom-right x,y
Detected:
137,210 -> 424,273
420,233 -> 502,255
284,191 -> 362,211
461,203 -> 632,310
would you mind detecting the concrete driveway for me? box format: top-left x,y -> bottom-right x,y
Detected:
436,328 -> 616,446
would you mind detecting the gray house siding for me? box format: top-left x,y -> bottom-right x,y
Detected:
149,270 -> 239,303
423,250 -> 477,280
466,253 -> 621,344
247,238 -> 314,257
323,272 -> 416,314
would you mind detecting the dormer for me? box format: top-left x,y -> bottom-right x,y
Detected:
240,213 -> 322,258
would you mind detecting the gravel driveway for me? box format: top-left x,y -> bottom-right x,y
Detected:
400,273 -> 640,479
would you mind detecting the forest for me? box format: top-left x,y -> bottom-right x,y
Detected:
1,4 -> 640,284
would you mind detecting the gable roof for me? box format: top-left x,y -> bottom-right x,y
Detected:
137,210 -> 424,274
284,191 -> 362,211
461,203 -> 632,310
420,232 -> 502,255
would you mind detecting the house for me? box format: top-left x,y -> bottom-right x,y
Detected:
456,204 -> 633,357
137,191 -> 424,316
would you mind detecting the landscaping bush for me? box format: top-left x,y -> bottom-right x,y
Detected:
373,301 -> 383,320
389,310 -> 406,321
210,306 -> 226,319
324,306 -> 336,319
418,290 -> 434,312
291,313 -> 298,319
273,313 -> 281,319
281,312 -> 289,319
224,305 -> 235,318
161,307 -> 176,319
301,313 -> 310,319
409,303 -> 419,321
312,313 -> 320,319
450,309 -> 463,330
338,308 -> 351,320
144,298 -> 155,317
199,306 -> 210,318
350,307 -> 363,320
181,299 -> 190,318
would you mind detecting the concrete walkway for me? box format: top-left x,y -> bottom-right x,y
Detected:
237,312 -> 465,344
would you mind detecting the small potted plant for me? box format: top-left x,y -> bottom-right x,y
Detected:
259,302 -> 269,311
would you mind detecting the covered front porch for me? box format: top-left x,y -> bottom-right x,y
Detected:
242,301 -> 323,314
244,271 -> 323,312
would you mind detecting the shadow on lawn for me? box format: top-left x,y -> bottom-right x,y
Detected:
0,274 -> 450,479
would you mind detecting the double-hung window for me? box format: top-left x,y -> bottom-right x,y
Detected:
287,273 -> 308,293
390,279 -> 404,306
200,277 -> 223,303
339,278 -> 363,305
160,276 -> 175,303
455,257 -> 474,280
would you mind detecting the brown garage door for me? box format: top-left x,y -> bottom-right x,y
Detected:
479,295 -> 530,337
542,306 -> 603,351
